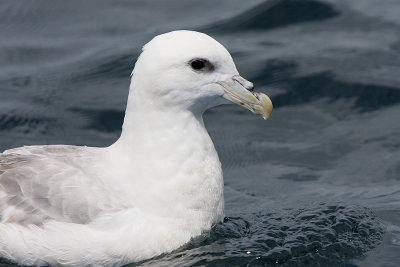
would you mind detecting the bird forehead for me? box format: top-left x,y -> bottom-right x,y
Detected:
144,31 -> 231,64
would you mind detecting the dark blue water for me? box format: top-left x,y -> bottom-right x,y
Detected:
1,0 -> 400,266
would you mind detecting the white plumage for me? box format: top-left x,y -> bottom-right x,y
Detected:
0,30 -> 272,266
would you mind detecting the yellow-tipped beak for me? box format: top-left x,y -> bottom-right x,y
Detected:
218,76 -> 273,120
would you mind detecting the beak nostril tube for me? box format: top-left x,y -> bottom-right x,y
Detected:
233,75 -> 254,91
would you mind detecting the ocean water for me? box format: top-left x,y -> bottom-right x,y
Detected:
1,0 -> 400,266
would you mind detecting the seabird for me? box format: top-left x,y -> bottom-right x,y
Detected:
0,30 -> 272,267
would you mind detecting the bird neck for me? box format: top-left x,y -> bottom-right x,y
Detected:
116,83 -> 208,152
107,83 -> 224,228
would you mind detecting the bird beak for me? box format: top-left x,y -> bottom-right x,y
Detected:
217,75 -> 273,120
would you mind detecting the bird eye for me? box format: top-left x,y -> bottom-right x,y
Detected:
189,58 -> 214,72
191,60 -> 205,70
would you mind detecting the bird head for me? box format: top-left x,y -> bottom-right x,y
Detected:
130,30 -> 272,119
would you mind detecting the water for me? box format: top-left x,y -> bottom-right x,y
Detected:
1,0 -> 399,266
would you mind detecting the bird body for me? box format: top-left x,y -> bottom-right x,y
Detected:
0,31 -> 272,266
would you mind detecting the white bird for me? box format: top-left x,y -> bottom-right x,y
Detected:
0,30 -> 272,267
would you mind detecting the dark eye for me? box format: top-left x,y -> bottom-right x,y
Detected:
191,59 -> 205,70
189,58 -> 214,72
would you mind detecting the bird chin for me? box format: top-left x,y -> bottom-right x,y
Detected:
217,78 -> 273,120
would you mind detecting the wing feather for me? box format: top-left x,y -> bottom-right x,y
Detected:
0,145 -> 125,225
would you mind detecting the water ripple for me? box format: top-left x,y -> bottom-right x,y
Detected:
131,204 -> 383,267
204,0 -> 339,33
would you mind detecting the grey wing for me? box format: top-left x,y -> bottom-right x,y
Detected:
0,145 -> 123,225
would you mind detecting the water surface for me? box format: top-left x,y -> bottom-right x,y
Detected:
1,0 -> 400,266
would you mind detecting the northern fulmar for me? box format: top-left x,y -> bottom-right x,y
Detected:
0,30 -> 272,267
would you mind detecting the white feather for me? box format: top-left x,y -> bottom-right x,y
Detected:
0,30 -> 242,266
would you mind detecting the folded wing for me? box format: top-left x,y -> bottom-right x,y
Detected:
0,145 -> 124,225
